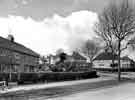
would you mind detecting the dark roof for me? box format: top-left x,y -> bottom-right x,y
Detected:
94,52 -> 133,61
0,36 -> 39,57
121,56 -> 132,61
94,52 -> 118,60
72,52 -> 87,60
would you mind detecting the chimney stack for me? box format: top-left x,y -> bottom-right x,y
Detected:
7,34 -> 14,42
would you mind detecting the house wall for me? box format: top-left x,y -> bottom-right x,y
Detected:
121,60 -> 131,68
93,60 -> 112,68
50,56 -> 60,65
93,60 -> 131,69
73,62 -> 91,72
0,47 -> 39,73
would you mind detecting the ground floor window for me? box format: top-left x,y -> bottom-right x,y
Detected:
0,64 -> 10,72
0,64 -> 19,73
29,66 -> 35,72
122,64 -> 130,68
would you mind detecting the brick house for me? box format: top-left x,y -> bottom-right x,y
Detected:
0,35 -> 39,73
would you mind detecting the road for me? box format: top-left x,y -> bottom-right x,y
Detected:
47,82 -> 135,100
0,78 -> 119,100
33,72 -> 135,100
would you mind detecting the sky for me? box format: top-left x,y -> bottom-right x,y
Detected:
0,0 -> 134,56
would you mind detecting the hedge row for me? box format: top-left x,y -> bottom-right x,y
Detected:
0,71 -> 98,84
38,71 -> 97,82
93,68 -> 135,72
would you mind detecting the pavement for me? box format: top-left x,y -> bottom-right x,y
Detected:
0,76 -> 114,94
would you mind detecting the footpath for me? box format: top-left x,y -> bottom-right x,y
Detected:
0,77 -> 114,94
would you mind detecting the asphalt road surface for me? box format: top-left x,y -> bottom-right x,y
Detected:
0,79 -> 119,100
1,72 -> 135,100
47,82 -> 135,100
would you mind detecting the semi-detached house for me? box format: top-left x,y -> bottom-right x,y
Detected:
0,35 -> 39,73
93,52 -> 135,69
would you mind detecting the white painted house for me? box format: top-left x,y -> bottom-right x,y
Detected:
93,52 -> 134,69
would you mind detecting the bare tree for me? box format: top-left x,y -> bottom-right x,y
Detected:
95,19 -> 119,69
95,0 -> 135,81
81,39 -> 100,66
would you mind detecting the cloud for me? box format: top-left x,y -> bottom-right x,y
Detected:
0,10 -> 98,55
0,0 -> 110,20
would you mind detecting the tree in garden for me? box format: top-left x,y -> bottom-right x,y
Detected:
95,0 -> 135,81
56,48 -> 64,56
49,49 -> 71,72
59,52 -> 67,63
81,39 -> 100,66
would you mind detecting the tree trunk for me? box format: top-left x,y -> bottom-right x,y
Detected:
118,40 -> 121,81
89,57 -> 93,68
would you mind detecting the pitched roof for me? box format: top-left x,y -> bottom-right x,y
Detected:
0,36 -> 39,57
94,52 -> 134,61
121,56 -> 132,61
94,52 -> 118,60
72,52 -> 87,60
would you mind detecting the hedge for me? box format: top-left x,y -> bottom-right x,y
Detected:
0,73 -> 18,82
0,71 -> 98,84
33,71 -> 98,83
93,68 -> 135,72
18,73 -> 39,84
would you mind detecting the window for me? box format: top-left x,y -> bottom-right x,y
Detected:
29,66 -> 35,72
12,65 -> 18,72
99,64 -> 104,66
14,53 -> 20,60
24,65 -> 29,72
